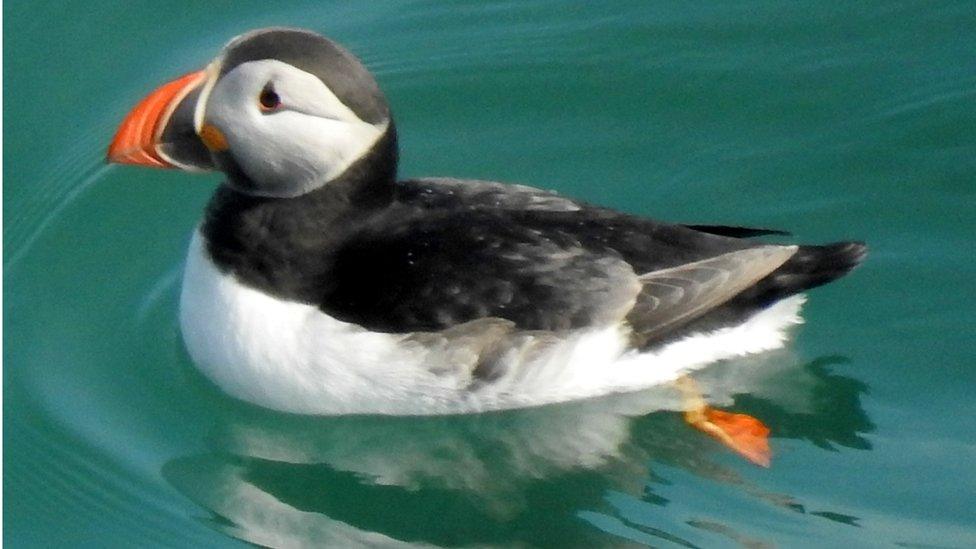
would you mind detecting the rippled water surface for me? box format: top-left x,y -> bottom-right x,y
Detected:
5,1 -> 976,547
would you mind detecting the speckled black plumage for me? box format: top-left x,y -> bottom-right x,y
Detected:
201,127 -> 866,338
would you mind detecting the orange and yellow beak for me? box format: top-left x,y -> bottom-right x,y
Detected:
107,70 -> 209,169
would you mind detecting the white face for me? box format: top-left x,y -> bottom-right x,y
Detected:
197,59 -> 387,197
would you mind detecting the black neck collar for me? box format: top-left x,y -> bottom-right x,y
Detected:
200,123 -> 400,298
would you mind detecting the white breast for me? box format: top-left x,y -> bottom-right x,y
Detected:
179,231 -> 806,415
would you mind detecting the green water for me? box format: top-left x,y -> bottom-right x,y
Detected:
5,1 -> 976,547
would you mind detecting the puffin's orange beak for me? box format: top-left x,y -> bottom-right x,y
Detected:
107,70 -> 207,168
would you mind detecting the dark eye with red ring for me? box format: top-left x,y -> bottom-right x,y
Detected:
258,83 -> 281,111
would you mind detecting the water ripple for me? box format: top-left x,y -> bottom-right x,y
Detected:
5,124 -> 114,270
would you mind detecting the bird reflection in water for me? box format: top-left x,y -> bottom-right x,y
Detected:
164,354 -> 873,548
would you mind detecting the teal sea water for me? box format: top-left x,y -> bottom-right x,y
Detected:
5,1 -> 976,547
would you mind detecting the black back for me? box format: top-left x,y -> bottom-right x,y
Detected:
202,174 -> 771,334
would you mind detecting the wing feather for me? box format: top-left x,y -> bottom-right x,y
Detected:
627,245 -> 798,344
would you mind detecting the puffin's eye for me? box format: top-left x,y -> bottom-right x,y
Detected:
258,84 -> 281,111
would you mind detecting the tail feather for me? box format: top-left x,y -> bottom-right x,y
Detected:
760,241 -> 868,304
661,241 -> 867,342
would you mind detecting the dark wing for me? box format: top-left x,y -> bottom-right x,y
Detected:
319,208 -> 642,332
317,178 -> 798,336
395,178 -> 762,271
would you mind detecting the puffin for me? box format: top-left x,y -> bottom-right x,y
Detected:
107,28 -> 866,466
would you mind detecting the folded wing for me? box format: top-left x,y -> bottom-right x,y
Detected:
627,246 -> 798,344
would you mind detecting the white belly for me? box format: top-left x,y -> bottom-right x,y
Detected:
179,231 -> 805,415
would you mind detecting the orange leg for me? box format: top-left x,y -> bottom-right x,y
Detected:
675,375 -> 771,467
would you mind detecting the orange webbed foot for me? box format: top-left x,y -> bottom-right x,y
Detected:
692,407 -> 771,467
676,375 -> 772,467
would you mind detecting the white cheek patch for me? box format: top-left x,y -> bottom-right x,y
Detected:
204,60 -> 386,196
271,64 -> 363,123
